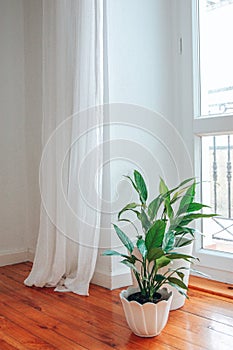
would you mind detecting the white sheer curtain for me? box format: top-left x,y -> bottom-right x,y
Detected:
24,0 -> 104,295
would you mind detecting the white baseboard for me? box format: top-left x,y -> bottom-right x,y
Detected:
0,248 -> 132,290
91,270 -> 132,290
0,249 -> 34,267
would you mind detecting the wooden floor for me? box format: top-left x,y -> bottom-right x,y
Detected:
0,263 -> 232,350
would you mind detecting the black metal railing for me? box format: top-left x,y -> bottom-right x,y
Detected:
210,135 -> 233,242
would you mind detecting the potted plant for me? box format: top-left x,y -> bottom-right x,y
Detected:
103,170 -> 215,337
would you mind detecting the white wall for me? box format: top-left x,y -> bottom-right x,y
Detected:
23,0 -> 42,253
107,0 -> 174,117
93,0 -> 194,289
0,0 -> 42,265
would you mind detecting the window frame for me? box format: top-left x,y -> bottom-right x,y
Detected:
192,0 -> 233,284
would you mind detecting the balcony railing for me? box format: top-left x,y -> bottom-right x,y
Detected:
206,135 -> 233,243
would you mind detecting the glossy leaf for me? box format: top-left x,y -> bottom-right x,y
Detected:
134,170 -> 148,203
148,195 -> 162,221
167,277 -> 188,290
102,249 -> 131,260
168,283 -> 188,297
156,256 -> 171,269
145,220 -> 166,251
155,274 -> 166,282
102,250 -> 122,256
177,213 -> 216,226
162,231 -> 175,252
136,239 -> 147,259
147,247 -> 164,262
176,271 -> 185,280
169,177 -> 194,194
178,202 -> 209,216
118,202 -> 140,220
186,202 -> 209,213
159,178 -> 169,196
167,252 -> 196,262
124,175 -> 138,193
121,259 -> 138,273
165,198 -> 174,219
177,182 -> 196,215
113,224 -> 134,253
176,238 -> 193,247
137,209 -> 151,232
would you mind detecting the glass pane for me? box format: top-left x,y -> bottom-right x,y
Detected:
202,134 -> 233,253
199,0 -> 233,116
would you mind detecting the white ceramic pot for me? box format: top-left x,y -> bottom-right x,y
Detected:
160,241 -> 194,310
120,287 -> 173,337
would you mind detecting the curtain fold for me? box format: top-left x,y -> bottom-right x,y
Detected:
24,0 -> 104,295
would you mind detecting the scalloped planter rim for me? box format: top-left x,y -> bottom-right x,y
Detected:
120,287 -> 173,337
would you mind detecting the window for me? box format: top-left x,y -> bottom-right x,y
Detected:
199,0 -> 233,117
201,134 -> 233,254
193,0 -> 233,283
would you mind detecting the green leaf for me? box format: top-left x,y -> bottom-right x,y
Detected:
148,195 -> 162,221
184,213 -> 216,220
156,256 -> 171,269
165,197 -> 174,219
121,259 -> 139,273
168,283 -> 188,297
169,178 -> 194,198
177,202 -> 210,216
145,220 -> 166,251
177,213 -> 216,226
137,209 -> 151,232
102,250 -> 122,256
176,238 -> 193,247
167,277 -> 188,290
127,255 -> 137,264
118,202 -> 140,220
162,231 -> 175,252
177,178 -> 195,188
124,175 -> 138,193
170,192 -> 181,204
159,178 -> 169,196
166,252 -> 196,262
134,170 -> 148,203
177,182 -> 196,215
186,202 -> 210,213
155,274 -> 166,282
163,178 -> 195,204
136,239 -> 147,259
147,247 -> 164,262
176,271 -> 185,280
173,226 -> 195,234
102,250 -> 131,260
113,224 -> 134,253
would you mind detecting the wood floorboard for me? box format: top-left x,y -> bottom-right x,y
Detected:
0,263 -> 232,350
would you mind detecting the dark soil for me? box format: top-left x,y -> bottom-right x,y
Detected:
127,292 -> 162,305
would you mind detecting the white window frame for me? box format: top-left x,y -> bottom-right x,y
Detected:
192,0 -> 233,284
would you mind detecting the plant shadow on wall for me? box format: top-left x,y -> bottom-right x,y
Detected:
103,170 -> 216,337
